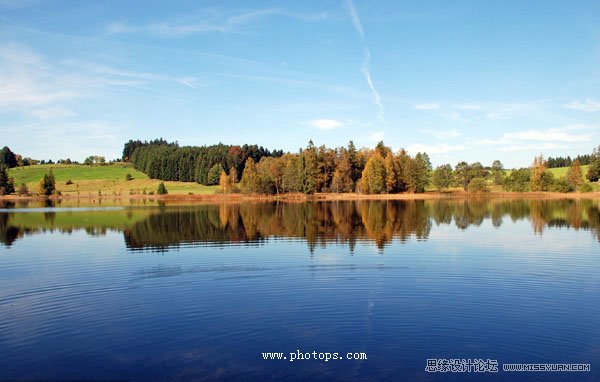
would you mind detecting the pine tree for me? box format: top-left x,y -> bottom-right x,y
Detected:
157,182 -> 168,195
0,165 -> 15,195
300,141 -> 319,194
37,170 -> 56,196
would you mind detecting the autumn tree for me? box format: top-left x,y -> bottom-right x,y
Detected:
281,155 -> 302,193
219,170 -> 232,193
331,147 -> 353,193
241,157 -> 261,193
566,159 -> 583,187
530,154 -> 547,192
361,152 -> 386,194
384,154 -> 399,193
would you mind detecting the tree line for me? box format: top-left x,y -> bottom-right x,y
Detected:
546,154 -> 591,168
123,139 -> 283,184
120,139 -> 600,195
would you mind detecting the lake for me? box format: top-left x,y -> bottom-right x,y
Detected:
1,198 -> 599,381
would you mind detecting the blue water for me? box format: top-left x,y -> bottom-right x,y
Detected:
0,200 -> 599,381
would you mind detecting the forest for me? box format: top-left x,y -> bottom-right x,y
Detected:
122,140 -> 600,195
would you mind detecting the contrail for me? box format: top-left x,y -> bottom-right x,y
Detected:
344,0 -> 385,124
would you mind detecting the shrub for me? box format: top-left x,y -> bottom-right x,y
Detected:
65,179 -> 73,185
157,182 -> 168,195
125,173 -> 133,181
550,177 -> 574,193
18,183 -> 29,196
579,183 -> 593,193
467,177 -> 489,193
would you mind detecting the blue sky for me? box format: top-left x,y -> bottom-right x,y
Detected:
0,0 -> 599,167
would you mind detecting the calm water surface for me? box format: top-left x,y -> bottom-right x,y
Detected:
0,199 -> 599,381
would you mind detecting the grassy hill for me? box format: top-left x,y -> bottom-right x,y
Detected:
8,163 -> 219,196
548,165 -> 589,178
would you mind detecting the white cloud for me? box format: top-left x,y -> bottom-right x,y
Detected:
345,0 -> 385,124
414,103 -> 440,110
407,143 -> 465,155
475,125 -> 595,153
29,107 -> 77,120
496,143 -> 562,152
309,119 -> 344,130
107,9 -> 327,37
0,43 -> 204,119
411,100 -> 538,121
564,99 -> 600,112
503,127 -> 591,143
0,43 -> 78,111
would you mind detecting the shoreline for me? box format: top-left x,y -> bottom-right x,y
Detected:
2,190 -> 600,204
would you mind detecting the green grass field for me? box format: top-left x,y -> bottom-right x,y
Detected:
8,164 -> 219,196
547,165 -> 589,178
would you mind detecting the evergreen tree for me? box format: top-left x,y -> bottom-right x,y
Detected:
37,170 -> 56,196
410,153 -> 431,193
157,182 -> 168,195
300,141 -> 319,194
587,146 -> 600,182
347,140 -> 361,183
0,165 -> 15,195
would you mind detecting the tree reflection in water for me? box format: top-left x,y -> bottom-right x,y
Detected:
1,199 -> 600,250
